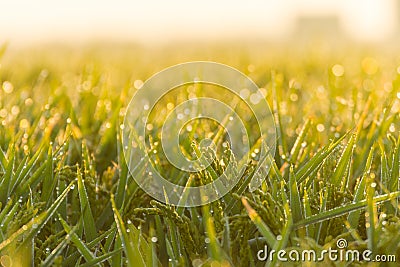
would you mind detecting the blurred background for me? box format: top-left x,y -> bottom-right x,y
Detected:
1,0 -> 399,46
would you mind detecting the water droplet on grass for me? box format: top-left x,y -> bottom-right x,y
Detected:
316,124 -> 325,132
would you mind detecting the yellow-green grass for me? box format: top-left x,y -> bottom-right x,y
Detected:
0,42 -> 399,266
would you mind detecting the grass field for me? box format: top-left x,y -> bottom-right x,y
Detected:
0,42 -> 399,266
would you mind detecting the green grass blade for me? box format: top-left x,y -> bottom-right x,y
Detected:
10,145 -> 44,195
389,135 -> 399,192
80,248 -> 123,267
8,156 -> 28,194
40,146 -> 54,205
296,132 -> 349,184
0,181 -> 74,252
0,151 -> 14,206
331,133 -> 356,186
366,177 -> 377,253
115,137 -> 128,209
289,118 -> 311,164
380,144 -> 390,190
77,166 -> 97,242
111,235 -> 122,267
0,200 -> 18,233
58,216 -> 97,263
0,199 -> 13,224
63,227 -> 116,265
289,165 -> 303,222
347,147 -> 374,229
0,147 -> 7,171
15,163 -> 47,197
303,189 -> 314,237
242,197 -> 276,248
111,194 -> 145,267
294,191 -> 400,229
40,224 -> 78,267
202,203 -> 222,261
269,203 -> 293,267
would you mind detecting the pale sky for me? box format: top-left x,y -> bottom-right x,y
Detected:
0,0 -> 398,45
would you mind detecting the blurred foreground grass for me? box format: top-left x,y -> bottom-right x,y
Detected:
0,42 -> 399,266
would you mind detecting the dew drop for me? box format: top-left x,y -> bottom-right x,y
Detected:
332,64 -> 345,77
134,80 -> 143,89
316,124 -> 325,132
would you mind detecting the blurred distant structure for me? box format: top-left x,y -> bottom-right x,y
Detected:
0,0 -> 399,45
294,15 -> 342,41
397,0 -> 400,33
291,0 -> 398,42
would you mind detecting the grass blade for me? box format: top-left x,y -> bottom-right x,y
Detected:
0,181 -> 74,252
289,165 -> 303,222
0,151 -> 14,206
366,177 -> 378,253
40,224 -> 78,267
77,166 -> 97,242
58,216 -> 97,263
242,197 -> 276,248
347,147 -> 374,229
111,194 -> 146,267
331,133 -> 356,186
296,132 -> 349,184
294,191 -> 400,229
289,118 -> 311,164
80,248 -> 123,267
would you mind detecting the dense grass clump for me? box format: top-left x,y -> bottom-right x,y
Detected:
0,43 -> 399,266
